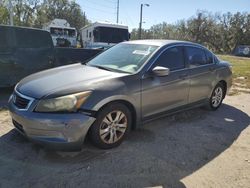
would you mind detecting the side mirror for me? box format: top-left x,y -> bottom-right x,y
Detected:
152,66 -> 170,77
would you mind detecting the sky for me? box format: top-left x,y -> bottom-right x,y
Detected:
76,0 -> 250,31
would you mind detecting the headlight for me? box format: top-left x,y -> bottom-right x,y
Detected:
35,91 -> 91,112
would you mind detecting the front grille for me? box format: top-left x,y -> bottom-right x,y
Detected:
13,92 -> 32,110
12,120 -> 25,134
13,93 -> 30,109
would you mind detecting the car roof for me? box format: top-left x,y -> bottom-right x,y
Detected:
123,39 -> 203,48
0,24 -> 49,33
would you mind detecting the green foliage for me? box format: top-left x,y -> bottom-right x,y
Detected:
131,11 -> 250,54
12,0 -> 41,27
34,0 -> 89,30
0,5 -> 9,25
1,1 -> 250,54
0,0 -> 89,31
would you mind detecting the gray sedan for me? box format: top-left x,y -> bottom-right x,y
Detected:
8,40 -> 232,150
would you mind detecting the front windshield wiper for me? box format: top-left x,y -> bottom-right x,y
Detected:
88,64 -> 114,72
87,64 -> 130,74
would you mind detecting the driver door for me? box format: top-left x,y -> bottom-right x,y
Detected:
141,46 -> 190,120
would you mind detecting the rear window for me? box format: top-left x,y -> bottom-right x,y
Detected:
15,28 -> 53,48
185,46 -> 207,68
205,50 -> 214,64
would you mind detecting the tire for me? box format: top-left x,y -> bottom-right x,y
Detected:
206,83 -> 225,111
89,103 -> 132,149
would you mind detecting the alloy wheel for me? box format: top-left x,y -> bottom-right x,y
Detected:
211,87 -> 223,108
99,110 -> 128,144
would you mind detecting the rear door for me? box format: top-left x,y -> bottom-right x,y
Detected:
184,46 -> 217,103
141,46 -> 190,119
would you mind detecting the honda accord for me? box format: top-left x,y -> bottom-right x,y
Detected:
8,40 -> 232,150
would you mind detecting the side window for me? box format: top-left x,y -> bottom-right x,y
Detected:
205,50 -> 214,64
185,47 -> 207,68
15,29 -> 52,48
154,47 -> 185,71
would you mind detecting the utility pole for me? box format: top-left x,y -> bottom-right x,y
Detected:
138,4 -> 143,39
138,3 -> 149,40
116,0 -> 119,24
9,0 -> 14,26
83,12 -> 86,26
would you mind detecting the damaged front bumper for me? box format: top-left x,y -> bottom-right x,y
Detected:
8,97 -> 96,151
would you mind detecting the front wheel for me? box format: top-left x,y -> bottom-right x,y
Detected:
207,83 -> 225,110
89,103 -> 131,149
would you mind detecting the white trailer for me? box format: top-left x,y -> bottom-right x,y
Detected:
80,22 -> 129,49
43,19 -> 77,47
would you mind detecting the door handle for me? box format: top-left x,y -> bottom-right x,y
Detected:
179,74 -> 188,80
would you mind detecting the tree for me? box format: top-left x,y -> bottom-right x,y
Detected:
34,0 -> 89,30
131,11 -> 250,54
0,4 -> 9,25
1,1 -> 250,53
0,0 -> 89,30
13,0 -> 41,26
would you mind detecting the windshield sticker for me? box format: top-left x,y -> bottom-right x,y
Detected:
133,50 -> 150,56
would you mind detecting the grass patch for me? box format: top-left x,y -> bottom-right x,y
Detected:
218,55 -> 250,89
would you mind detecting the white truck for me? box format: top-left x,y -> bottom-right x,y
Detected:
80,22 -> 129,49
43,19 -> 77,47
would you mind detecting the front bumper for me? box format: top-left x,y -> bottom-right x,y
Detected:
8,97 -> 96,151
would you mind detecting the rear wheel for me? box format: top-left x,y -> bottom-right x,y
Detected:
89,103 -> 131,149
207,83 -> 225,110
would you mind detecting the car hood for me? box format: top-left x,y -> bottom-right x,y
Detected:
16,64 -> 128,99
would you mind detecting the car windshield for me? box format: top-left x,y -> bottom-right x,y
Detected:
87,43 -> 159,74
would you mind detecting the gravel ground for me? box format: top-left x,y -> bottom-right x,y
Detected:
0,91 -> 249,188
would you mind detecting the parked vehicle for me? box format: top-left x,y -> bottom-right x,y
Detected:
233,45 -> 250,57
8,40 -> 232,150
43,19 -> 77,48
80,21 -> 129,49
0,25 -> 102,87
0,25 -> 54,87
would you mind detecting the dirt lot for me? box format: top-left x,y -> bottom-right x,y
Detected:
0,89 -> 249,188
